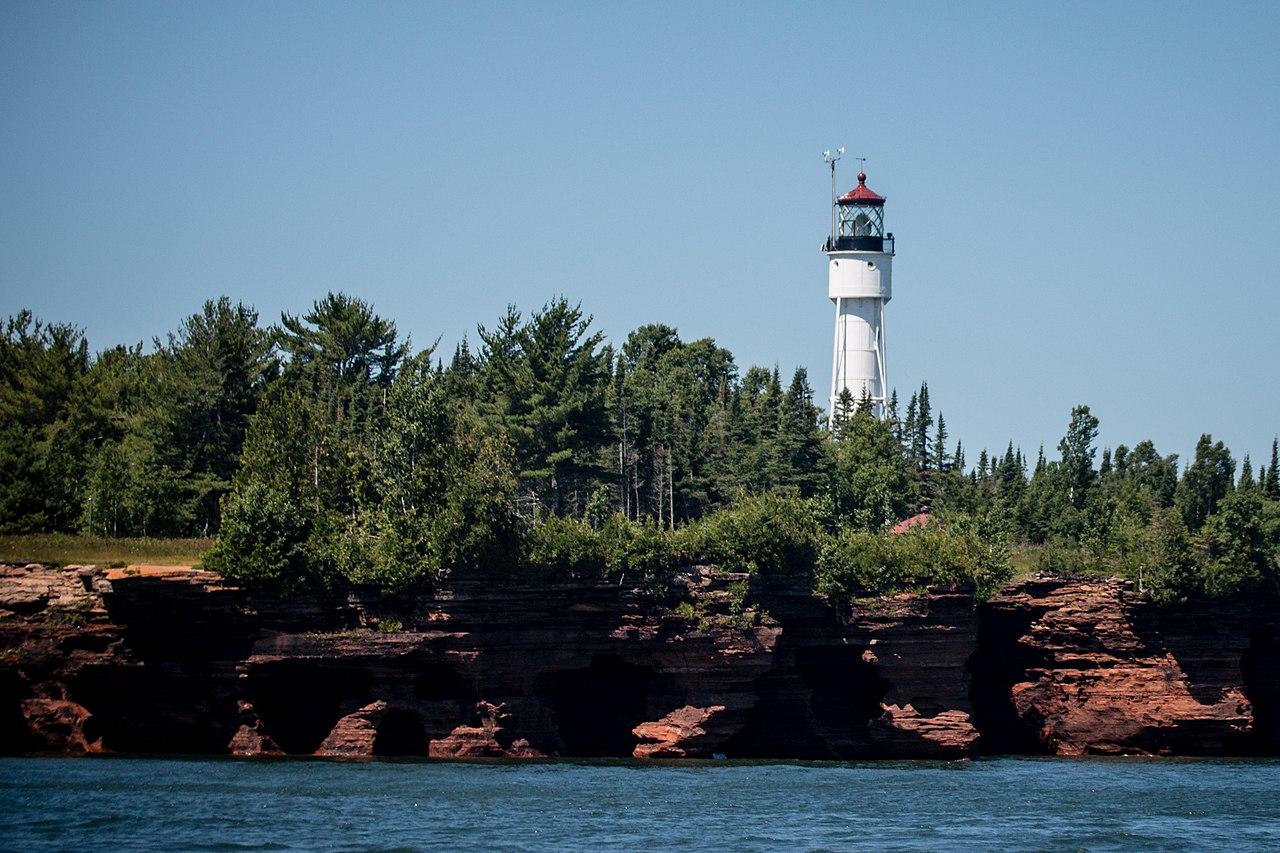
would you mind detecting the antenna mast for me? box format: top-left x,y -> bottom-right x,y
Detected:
822,147 -> 844,244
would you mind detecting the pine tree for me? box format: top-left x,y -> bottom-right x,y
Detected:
953,440 -> 965,473
1176,434 -> 1235,531
774,368 -> 824,497
831,388 -> 857,439
477,299 -> 612,515
913,382 -> 933,470
1239,454 -> 1255,490
903,392 -> 919,458
1114,444 -> 1130,475
934,413 -> 948,471
856,387 -> 874,416
887,389 -> 901,443
1266,437 -> 1280,499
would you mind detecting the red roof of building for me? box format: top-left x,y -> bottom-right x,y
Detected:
890,512 -> 933,534
837,171 -> 885,206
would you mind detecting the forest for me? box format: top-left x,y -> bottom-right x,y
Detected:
2,294 -> 1277,604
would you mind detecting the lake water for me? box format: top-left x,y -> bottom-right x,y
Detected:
3,756 -> 1279,851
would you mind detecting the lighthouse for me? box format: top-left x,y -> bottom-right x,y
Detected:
825,164 -> 894,423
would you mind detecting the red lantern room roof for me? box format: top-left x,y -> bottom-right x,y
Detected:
837,171 -> 885,206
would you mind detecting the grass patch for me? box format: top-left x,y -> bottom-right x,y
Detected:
0,533 -> 212,567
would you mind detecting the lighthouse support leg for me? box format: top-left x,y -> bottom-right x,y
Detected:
877,300 -> 888,420
829,297 -> 842,429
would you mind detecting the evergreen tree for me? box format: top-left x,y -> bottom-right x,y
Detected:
774,368 -> 824,497
830,388 -> 856,439
856,387 -> 874,416
1239,455 -> 1255,490
1113,444 -> 1129,475
829,407 -> 915,530
912,382 -> 933,470
903,392 -> 918,458
1176,434 -> 1235,531
887,389 -> 901,443
478,299 -> 612,516
1266,437 -> 1280,499
278,292 -> 408,388
152,297 -> 277,533
0,311 -> 91,531
934,413 -> 948,471
1123,440 -> 1179,508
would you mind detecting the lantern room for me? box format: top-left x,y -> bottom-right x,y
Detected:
831,172 -> 893,253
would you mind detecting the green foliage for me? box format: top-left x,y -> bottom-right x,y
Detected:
478,299 -> 613,516
1058,405 -> 1099,509
523,514 -> 674,590
815,524 -> 1014,601
678,494 -> 821,585
1197,489 -> 1270,597
827,408 -> 915,531
204,482 -> 323,592
278,292 -> 407,387
151,297 -> 277,533
5,297 -> 1277,608
1176,434 -> 1235,532
215,351 -> 521,594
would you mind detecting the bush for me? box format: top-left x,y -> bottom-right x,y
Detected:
678,495 -> 822,586
815,526 -> 1013,601
523,513 -> 674,591
204,482 -> 328,592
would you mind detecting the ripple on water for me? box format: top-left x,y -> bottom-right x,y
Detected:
3,757 -> 1280,851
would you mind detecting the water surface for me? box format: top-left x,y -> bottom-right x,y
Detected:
3,756 -> 1278,851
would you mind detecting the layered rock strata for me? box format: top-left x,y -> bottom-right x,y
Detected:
2,563 -> 1277,759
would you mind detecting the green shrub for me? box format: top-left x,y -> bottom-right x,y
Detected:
678,495 -> 822,585
524,515 -> 605,581
815,525 -> 1013,601
523,513 -> 675,590
204,482 -> 328,592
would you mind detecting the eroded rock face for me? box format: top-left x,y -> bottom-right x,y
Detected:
633,704 -> 730,758
430,701 -> 541,758
974,577 -> 1263,756
3,563 -> 1277,759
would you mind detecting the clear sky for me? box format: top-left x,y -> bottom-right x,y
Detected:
2,2 -> 1278,469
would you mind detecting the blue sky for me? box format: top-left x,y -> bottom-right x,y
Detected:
2,2 -> 1278,469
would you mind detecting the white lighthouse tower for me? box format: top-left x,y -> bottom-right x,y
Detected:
824,159 -> 894,423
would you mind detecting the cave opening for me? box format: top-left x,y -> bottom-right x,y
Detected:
549,655 -> 653,757
413,663 -> 470,701
722,643 -> 890,758
967,605 -> 1047,754
1242,632 -> 1280,755
372,709 -> 429,757
247,662 -> 371,755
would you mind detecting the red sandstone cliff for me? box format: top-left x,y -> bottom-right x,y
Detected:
2,563 -> 1277,759
974,576 -> 1273,756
